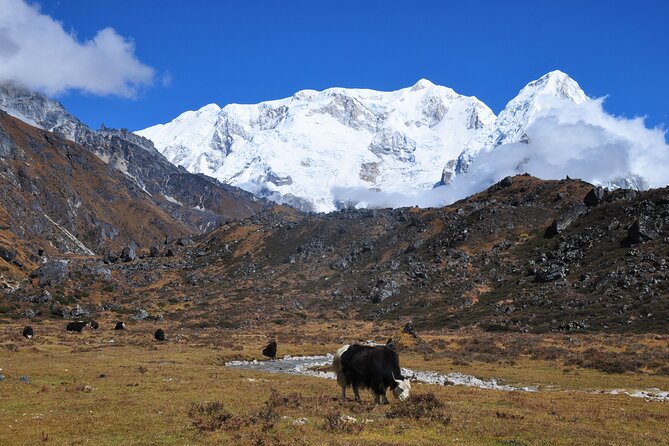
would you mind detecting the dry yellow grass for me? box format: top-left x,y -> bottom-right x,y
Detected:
1,321 -> 668,445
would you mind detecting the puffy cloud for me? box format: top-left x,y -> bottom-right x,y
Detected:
0,0 -> 154,96
333,97 -> 669,209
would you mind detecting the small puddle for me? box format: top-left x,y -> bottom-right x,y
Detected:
226,354 -> 669,402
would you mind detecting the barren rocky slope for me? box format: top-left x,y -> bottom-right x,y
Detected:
3,174 -> 667,333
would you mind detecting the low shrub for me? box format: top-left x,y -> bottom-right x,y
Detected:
322,411 -> 364,434
385,392 -> 451,426
188,401 -> 234,432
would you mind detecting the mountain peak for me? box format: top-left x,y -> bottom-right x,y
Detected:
521,70 -> 587,104
199,103 -> 221,113
411,78 -> 435,91
0,80 -> 80,135
448,71 -> 589,180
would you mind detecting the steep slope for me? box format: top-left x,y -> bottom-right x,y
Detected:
0,111 -> 194,274
0,83 -> 265,230
137,80 -> 495,212
441,70 -> 588,183
8,174 -> 666,334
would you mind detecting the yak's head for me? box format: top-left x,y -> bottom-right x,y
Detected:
392,378 -> 412,401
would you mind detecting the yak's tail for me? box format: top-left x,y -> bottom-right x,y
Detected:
332,344 -> 350,386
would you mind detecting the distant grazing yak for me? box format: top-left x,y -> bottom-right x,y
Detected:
262,341 -> 277,359
154,328 -> 165,341
333,343 -> 411,405
22,326 -> 33,339
90,320 -> 99,330
66,321 -> 87,333
114,322 -> 125,330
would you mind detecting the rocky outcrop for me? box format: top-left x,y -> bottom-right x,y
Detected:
627,219 -> 659,244
584,186 -> 607,207
30,260 -> 68,287
121,243 -> 138,262
545,204 -> 588,237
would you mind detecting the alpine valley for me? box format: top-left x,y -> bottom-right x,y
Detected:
2,70 -> 669,446
0,70 -> 667,334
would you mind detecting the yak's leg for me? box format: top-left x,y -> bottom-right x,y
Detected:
337,373 -> 347,402
380,392 -> 389,405
353,385 -> 362,402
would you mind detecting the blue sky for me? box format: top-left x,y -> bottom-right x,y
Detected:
15,0 -> 669,132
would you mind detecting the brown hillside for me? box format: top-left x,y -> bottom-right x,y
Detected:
0,112 -> 193,274
4,174 -> 667,334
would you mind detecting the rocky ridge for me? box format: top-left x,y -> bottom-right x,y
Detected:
0,82 -> 266,231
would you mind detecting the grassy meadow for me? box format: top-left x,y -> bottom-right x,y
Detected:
1,320 -> 668,445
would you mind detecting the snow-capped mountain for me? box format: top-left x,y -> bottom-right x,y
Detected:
441,70 -> 588,184
137,80 -> 495,212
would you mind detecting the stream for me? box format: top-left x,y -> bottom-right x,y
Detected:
226,354 -> 669,401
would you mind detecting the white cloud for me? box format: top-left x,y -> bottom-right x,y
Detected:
333,97 -> 669,209
0,0 -> 154,97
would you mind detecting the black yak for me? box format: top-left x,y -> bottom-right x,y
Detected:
22,326 -> 33,339
90,320 -> 99,330
154,328 -> 165,341
66,321 -> 87,332
114,322 -> 125,330
262,341 -> 277,359
333,344 -> 411,404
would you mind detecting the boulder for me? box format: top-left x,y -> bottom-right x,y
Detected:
30,260 -> 69,287
120,243 -> 137,262
584,187 -> 607,207
131,309 -> 149,321
535,264 -> 567,283
30,290 -> 53,304
499,176 -> 513,188
84,264 -> 112,280
0,246 -> 17,263
149,245 -> 160,257
70,304 -> 89,318
627,219 -> 659,244
177,237 -> 193,246
545,204 -> 588,237
330,259 -> 350,271
105,252 -> 119,263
